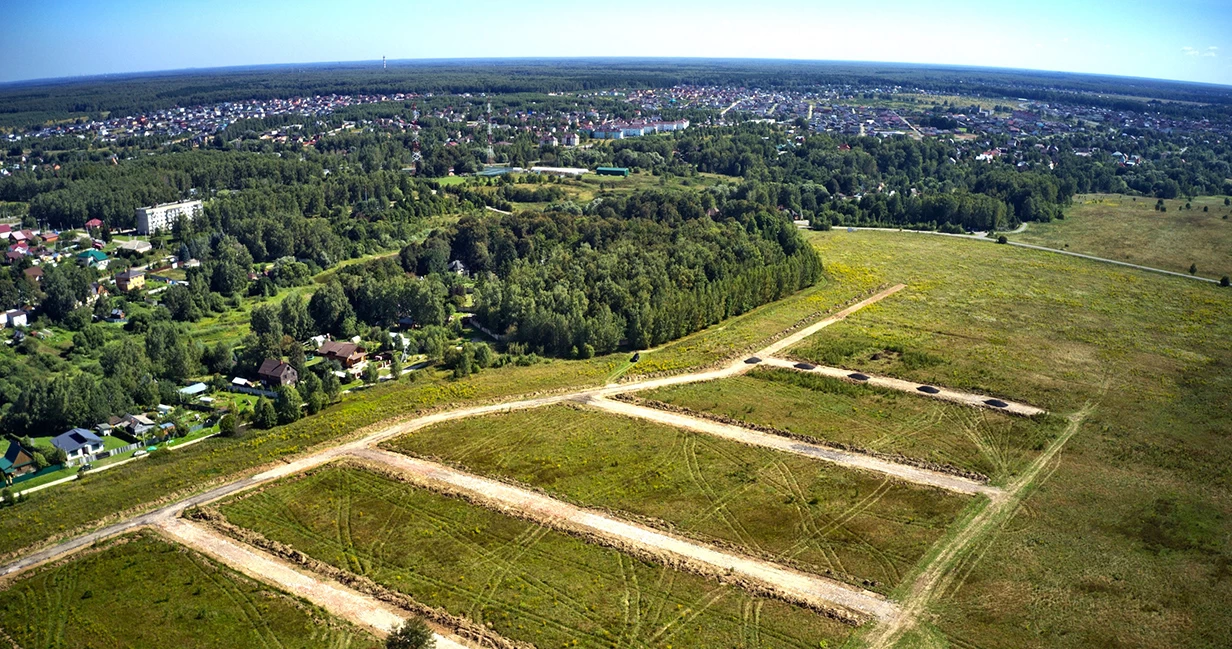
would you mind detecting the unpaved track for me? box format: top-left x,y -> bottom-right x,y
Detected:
0,282 -> 912,630
863,405 -> 1092,649
349,447 -> 898,623
583,397 -> 1000,496
759,357 -> 1047,416
158,518 -> 476,648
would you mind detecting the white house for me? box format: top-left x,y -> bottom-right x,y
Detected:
52,428 -> 105,465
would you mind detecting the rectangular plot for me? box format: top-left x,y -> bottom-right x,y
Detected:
387,404 -> 972,592
219,465 -> 852,649
0,531 -> 376,649
645,368 -> 1062,484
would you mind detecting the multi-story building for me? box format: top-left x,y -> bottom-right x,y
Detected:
136,200 -> 203,235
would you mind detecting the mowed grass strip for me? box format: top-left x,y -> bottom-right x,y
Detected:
219,465 -> 853,649
387,404 -> 972,592
644,368 -> 1064,485
0,531 -> 377,649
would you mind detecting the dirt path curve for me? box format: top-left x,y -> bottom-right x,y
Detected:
349,447 -> 897,623
862,405 -> 1092,649
158,518 -> 476,648
583,397 -> 999,496
759,357 -> 1047,416
0,281 -> 911,625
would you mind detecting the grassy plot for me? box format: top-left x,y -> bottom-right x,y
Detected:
795,231 -> 1232,649
643,368 -> 1063,484
220,465 -> 854,649
0,531 -> 377,649
387,404 -> 972,593
1009,193 -> 1232,280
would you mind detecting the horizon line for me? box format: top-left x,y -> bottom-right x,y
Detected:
3,55 -> 1231,93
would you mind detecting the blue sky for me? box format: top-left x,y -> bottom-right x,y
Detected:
3,0 -> 1230,85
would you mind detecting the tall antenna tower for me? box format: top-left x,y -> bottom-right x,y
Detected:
382,55 -> 386,70
486,102 -> 494,165
410,102 -> 423,174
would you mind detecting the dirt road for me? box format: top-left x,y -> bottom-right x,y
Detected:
862,405 -> 1092,649
584,397 -> 1000,496
0,281 -> 914,636
159,518 -> 476,648
759,357 -> 1047,416
349,447 -> 898,623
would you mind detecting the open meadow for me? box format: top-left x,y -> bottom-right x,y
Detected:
1008,193 -> 1232,280
792,231 -> 1232,649
0,531 -> 378,649
643,368 -> 1063,485
387,404 -> 973,593
219,464 -> 856,649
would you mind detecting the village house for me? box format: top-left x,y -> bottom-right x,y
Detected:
115,269 -> 145,292
52,428 -> 105,465
0,441 -> 37,483
2,310 -> 27,328
22,266 -> 43,283
77,249 -> 109,270
257,359 -> 299,387
317,340 -> 366,368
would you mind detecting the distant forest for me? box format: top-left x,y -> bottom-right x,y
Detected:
3,58 -> 1231,129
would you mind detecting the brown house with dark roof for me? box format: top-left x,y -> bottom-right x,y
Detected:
22,266 -> 43,283
257,359 -> 298,387
1,441 -> 37,484
317,341 -> 366,368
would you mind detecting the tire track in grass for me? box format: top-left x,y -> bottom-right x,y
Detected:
865,404 -> 1093,649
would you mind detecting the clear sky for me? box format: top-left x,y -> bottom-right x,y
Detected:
3,0 -> 1231,85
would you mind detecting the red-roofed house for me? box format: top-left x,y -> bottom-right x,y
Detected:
84,218 -> 104,229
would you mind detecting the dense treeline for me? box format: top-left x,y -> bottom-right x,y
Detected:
400,190 -> 823,356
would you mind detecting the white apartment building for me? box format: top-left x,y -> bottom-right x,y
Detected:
136,200 -> 203,235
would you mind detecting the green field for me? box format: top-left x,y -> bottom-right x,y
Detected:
0,242 -> 843,561
644,368 -> 1063,484
387,404 -> 971,593
0,531 -> 377,649
220,465 -> 855,649
795,231 -> 1232,649
1009,193 -> 1232,280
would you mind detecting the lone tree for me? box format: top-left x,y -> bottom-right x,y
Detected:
1221,276 -> 1230,287
253,397 -> 277,429
1189,263 -> 1198,275
997,235 -> 1008,244
386,619 -> 434,649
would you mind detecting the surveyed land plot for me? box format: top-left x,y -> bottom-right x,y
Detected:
387,404 -> 973,594
643,368 -> 1061,485
218,465 -> 854,649
0,531 -> 378,649
803,231 -> 1232,649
